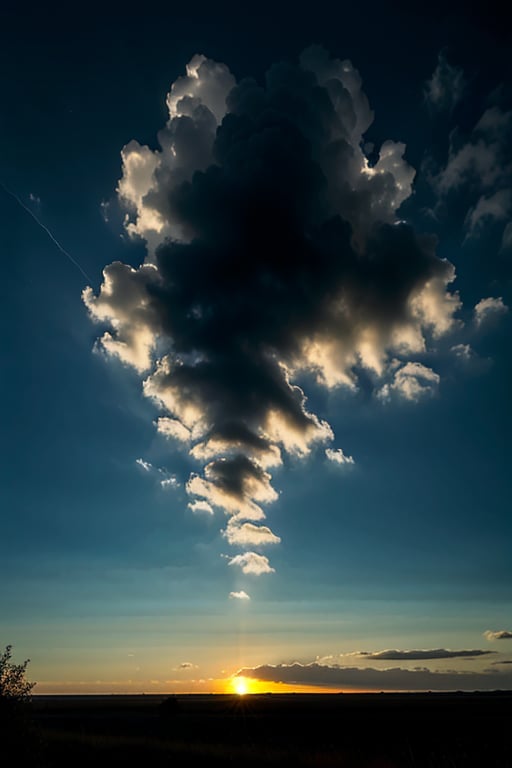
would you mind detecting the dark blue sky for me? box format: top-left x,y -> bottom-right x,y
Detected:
1,1 -> 511,693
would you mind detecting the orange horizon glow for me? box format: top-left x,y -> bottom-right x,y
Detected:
228,676 -> 346,695
35,677 -> 358,696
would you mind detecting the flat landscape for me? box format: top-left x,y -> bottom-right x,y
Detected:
26,691 -> 511,767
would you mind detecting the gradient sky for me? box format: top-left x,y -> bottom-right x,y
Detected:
1,1 -> 512,694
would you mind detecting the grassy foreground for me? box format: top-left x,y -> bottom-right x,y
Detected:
26,691 -> 511,767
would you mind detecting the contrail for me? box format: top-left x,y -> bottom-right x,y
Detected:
1,181 -> 92,283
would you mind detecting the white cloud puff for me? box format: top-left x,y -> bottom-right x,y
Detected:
83,262 -> 159,372
228,552 -> 275,575
325,447 -> 355,466
188,499 -> 214,515
156,417 -> 192,443
378,362 -> 440,402
223,521 -> 281,547
229,590 -> 251,600
161,476 -> 179,489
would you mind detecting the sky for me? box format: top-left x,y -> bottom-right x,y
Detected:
1,1 -> 512,695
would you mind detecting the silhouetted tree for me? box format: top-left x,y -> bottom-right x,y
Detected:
0,645 -> 42,765
0,645 -> 35,703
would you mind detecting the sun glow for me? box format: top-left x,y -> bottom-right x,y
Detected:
233,676 -> 249,695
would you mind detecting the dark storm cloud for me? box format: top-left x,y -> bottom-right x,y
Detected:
84,48 -> 463,571
187,455 -> 278,520
358,648 -> 494,660
427,67 -> 512,243
237,662 -> 512,691
424,51 -> 465,113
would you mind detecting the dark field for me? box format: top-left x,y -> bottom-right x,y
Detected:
17,691 -> 512,767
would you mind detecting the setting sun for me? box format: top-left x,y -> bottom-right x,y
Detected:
233,677 -> 249,695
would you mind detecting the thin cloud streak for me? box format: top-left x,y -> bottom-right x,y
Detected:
1,181 -> 92,282
354,648 -> 494,660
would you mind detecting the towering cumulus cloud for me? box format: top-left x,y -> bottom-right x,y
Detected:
84,47 -> 461,576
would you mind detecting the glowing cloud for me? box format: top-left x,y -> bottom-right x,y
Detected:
378,362 -> 440,402
188,499 -> 214,515
223,521 -> 281,547
228,552 -> 275,575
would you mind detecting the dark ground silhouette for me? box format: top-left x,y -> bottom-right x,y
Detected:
29,691 -> 511,767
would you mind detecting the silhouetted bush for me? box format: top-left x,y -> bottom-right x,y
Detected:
0,644 -> 35,702
159,695 -> 181,718
0,645 -> 43,765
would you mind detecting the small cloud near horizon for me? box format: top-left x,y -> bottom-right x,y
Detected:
485,630 -> 512,641
318,648 -> 495,662
356,648 -> 494,660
